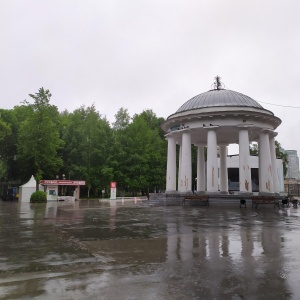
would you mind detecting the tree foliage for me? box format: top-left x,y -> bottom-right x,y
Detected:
249,142 -> 258,156
0,116 -> 12,179
106,109 -> 166,196
112,107 -> 131,130
17,88 -> 63,184
60,104 -> 113,196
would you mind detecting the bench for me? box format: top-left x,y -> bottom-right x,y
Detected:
252,196 -> 279,208
182,195 -> 209,206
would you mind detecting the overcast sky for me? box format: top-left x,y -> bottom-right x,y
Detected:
1,0 -> 300,155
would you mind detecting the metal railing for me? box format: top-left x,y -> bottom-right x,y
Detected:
284,184 -> 300,196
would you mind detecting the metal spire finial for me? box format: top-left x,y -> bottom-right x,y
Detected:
212,75 -> 225,90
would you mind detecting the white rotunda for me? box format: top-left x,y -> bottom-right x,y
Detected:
162,76 -> 282,195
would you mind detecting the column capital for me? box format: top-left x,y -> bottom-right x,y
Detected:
269,131 -> 278,138
237,123 -> 254,128
164,131 -> 173,137
202,125 -> 219,130
164,133 -> 174,139
260,128 -> 274,134
164,132 -> 182,144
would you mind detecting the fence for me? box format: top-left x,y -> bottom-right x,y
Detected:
284,184 -> 300,196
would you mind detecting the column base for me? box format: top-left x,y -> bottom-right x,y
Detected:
238,191 -> 253,195
179,190 -> 193,195
206,191 -> 220,195
196,191 -> 207,195
165,190 -> 178,194
258,192 -> 276,196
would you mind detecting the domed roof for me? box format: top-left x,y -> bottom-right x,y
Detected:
176,89 -> 264,113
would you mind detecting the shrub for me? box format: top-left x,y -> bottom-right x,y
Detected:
30,191 -> 47,203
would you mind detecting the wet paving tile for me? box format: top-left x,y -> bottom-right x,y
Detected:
0,200 -> 300,299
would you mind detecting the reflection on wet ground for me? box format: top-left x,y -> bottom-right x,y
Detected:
1,199 -> 300,299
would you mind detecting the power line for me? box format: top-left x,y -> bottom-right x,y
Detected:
258,101 -> 300,108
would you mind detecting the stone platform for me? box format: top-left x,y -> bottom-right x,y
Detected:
149,192 -> 286,207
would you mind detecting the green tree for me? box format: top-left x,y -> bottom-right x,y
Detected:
249,142 -> 258,155
109,110 -> 166,195
0,115 -> 12,179
106,108 -> 132,193
112,107 -> 131,130
0,109 -> 23,181
17,88 -> 63,187
0,119 -> 11,141
134,110 -> 166,192
138,109 -> 166,138
61,104 -> 112,197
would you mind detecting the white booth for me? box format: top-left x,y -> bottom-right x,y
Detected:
40,180 -> 86,201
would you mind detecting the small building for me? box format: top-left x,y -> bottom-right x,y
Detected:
40,180 -> 86,201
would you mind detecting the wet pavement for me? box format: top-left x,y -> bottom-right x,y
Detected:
1,200 -> 300,299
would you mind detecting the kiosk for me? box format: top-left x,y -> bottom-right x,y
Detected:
40,180 -> 86,201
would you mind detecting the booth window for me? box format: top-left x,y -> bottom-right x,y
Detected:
49,190 -> 56,195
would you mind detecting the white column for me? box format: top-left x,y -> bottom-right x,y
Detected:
207,129 -> 218,193
178,144 -> 182,192
239,128 -> 252,193
270,134 -> 279,194
179,131 -> 192,193
219,145 -> 228,194
197,145 -> 206,193
166,136 -> 177,193
259,130 -> 274,193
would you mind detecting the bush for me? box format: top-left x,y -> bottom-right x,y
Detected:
30,191 -> 47,203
